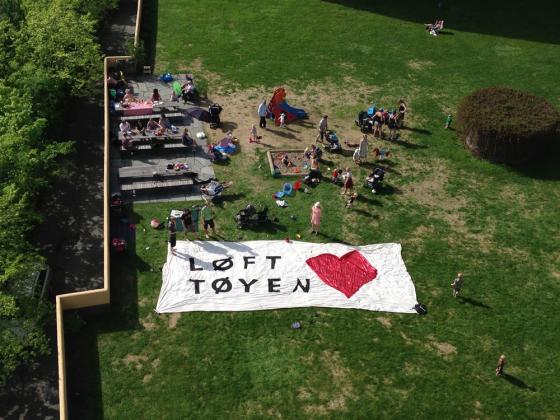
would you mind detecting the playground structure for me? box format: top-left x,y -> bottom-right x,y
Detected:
266,88 -> 308,126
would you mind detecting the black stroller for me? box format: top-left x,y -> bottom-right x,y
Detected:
209,103 -> 223,129
235,204 -> 270,229
325,130 -> 342,153
355,110 -> 373,133
364,167 -> 385,193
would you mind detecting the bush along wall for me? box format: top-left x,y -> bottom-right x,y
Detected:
457,87 -> 559,163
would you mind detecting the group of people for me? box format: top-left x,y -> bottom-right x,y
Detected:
362,100 -> 407,139
167,201 -> 217,253
425,20 -> 444,36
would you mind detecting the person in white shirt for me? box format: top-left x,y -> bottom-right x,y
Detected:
279,112 -> 286,128
316,115 -> 328,143
257,100 -> 267,128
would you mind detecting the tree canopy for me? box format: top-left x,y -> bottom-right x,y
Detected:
0,0 -> 115,386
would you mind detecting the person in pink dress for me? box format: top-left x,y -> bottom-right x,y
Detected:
310,202 -> 322,235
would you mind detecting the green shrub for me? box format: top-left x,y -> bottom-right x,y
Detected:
457,87 -> 559,163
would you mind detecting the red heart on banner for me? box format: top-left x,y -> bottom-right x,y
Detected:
306,250 -> 378,298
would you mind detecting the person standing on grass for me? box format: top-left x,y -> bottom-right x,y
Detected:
310,202 -> 322,235
279,112 -> 287,128
201,201 -> 216,239
249,124 -> 259,143
398,99 -> 407,128
496,354 -> 506,377
359,134 -> 368,162
316,115 -> 328,143
352,147 -> 361,165
168,217 -> 177,255
342,168 -> 354,195
451,272 -> 464,298
181,208 -> 194,240
258,99 -> 267,129
445,114 -> 453,129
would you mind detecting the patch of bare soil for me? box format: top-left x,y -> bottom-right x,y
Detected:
376,317 -> 392,328
122,354 -> 148,370
407,60 -> 435,70
168,313 -> 181,329
425,336 -> 457,358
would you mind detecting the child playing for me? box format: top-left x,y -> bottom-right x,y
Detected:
346,192 -> 358,208
279,112 -> 286,128
249,124 -> 260,143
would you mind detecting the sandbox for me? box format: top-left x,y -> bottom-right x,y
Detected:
266,150 -> 311,177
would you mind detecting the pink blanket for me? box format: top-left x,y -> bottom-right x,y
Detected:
122,103 -> 153,116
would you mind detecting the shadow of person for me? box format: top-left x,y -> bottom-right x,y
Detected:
502,374 -> 537,392
458,296 -> 492,309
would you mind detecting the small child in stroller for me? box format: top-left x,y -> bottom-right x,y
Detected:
365,167 -> 385,193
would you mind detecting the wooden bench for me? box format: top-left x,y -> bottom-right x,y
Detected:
120,177 -> 195,192
118,132 -> 184,143
120,142 -> 195,155
119,165 -> 199,181
120,111 -> 183,121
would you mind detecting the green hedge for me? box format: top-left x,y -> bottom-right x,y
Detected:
457,87 -> 559,163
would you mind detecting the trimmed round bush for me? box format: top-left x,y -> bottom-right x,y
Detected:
457,87 -> 559,163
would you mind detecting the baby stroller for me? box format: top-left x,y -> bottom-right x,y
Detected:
364,167 -> 385,193
209,103 -> 223,129
235,204 -> 270,229
355,111 -> 373,133
325,130 -> 342,153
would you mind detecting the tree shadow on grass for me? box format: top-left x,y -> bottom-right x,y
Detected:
322,0 -> 560,45
510,147 -> 560,181
67,206 -> 143,419
501,374 -> 537,392
458,296 -> 492,309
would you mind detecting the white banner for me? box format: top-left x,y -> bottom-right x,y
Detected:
156,241 -> 418,314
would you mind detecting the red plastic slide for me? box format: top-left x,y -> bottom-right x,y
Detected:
266,88 -> 308,126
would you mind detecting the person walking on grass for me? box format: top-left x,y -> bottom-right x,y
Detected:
342,168 -> 354,195
445,114 -> 453,129
310,202 -> 322,235
258,99 -> 267,129
168,217 -> 177,255
201,201 -> 216,239
496,354 -> 506,377
451,272 -> 464,298
316,115 -> 328,143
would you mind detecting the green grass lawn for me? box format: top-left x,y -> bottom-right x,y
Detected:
73,1 -> 560,418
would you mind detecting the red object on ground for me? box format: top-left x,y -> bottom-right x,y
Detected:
266,87 -> 307,126
306,250 -> 378,298
293,180 -> 302,190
